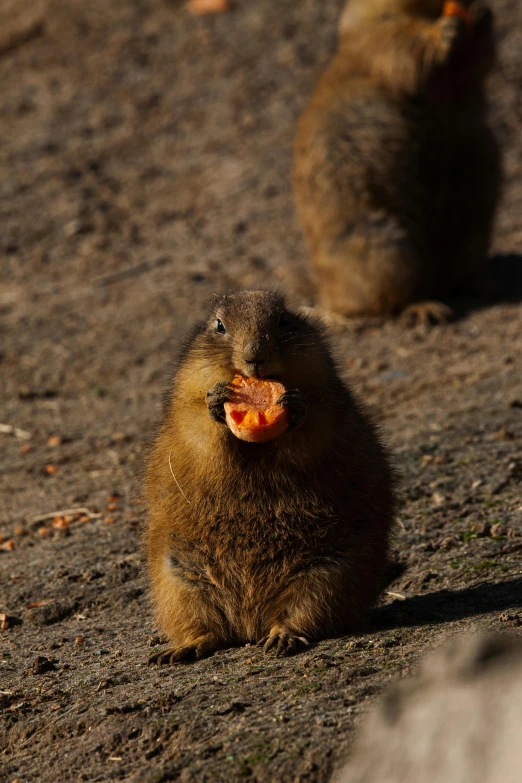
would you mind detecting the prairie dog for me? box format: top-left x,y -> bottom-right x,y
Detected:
294,0 -> 501,323
145,290 -> 396,663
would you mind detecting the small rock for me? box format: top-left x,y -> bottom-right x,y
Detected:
32,655 -> 57,674
490,523 -> 506,538
470,522 -> 490,538
499,612 -> 521,626
375,637 -> 399,649
148,634 -> 165,647
431,492 -> 445,507
437,536 -> 459,550
494,430 -> 514,441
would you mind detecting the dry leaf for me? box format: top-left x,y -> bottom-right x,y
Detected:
20,444 -> 31,454
38,527 -> 51,536
105,516 -> 115,525
187,0 -> 229,15
45,464 -> 58,475
0,540 -> 15,551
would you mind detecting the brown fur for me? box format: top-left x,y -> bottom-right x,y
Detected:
293,0 -> 501,319
145,290 -> 396,663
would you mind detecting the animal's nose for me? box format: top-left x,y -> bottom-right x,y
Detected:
243,339 -> 269,366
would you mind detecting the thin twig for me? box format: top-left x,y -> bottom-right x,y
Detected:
0,423 -> 31,440
386,591 -> 406,601
31,508 -> 102,523
168,451 -> 192,505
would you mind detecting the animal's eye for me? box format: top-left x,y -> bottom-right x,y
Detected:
215,319 -> 226,334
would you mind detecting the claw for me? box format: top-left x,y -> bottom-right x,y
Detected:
148,635 -> 218,665
257,629 -> 310,657
276,389 -> 308,431
437,15 -> 468,63
206,381 -> 234,423
400,301 -> 453,329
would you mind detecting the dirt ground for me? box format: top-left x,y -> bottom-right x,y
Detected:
1,1 -> 521,781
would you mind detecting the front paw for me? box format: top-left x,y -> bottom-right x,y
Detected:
437,15 -> 467,63
277,389 -> 308,431
470,5 -> 493,37
206,381 -> 233,423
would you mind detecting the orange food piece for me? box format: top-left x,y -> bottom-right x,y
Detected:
224,376 -> 289,443
187,0 -> 229,15
47,435 -> 62,447
52,516 -> 69,529
442,1 -> 472,26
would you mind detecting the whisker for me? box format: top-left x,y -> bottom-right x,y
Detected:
168,451 -> 193,506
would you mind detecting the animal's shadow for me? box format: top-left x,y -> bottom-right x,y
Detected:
451,252 -> 522,318
372,575 -> 522,631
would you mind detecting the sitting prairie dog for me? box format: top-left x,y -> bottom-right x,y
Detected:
294,0 -> 501,324
339,632 -> 522,783
145,290 -> 396,664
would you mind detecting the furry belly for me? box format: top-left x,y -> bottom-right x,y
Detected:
165,550 -> 301,642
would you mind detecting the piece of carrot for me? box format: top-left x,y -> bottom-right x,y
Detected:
442,0 -> 472,27
224,376 -> 289,443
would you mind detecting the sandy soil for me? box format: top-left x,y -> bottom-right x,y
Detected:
1,1 -> 521,781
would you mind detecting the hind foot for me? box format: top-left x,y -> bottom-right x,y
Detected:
148,633 -> 219,665
257,627 -> 310,657
400,301 -> 453,328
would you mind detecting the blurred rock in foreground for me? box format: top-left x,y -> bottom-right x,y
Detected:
339,633 -> 522,783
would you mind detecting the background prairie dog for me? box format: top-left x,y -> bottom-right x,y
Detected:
294,0 -> 501,324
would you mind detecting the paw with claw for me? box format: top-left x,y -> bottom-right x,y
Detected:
400,301 -> 453,329
276,389 -> 308,431
206,381 -> 233,423
148,633 -> 218,665
437,15 -> 468,64
257,626 -> 310,657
